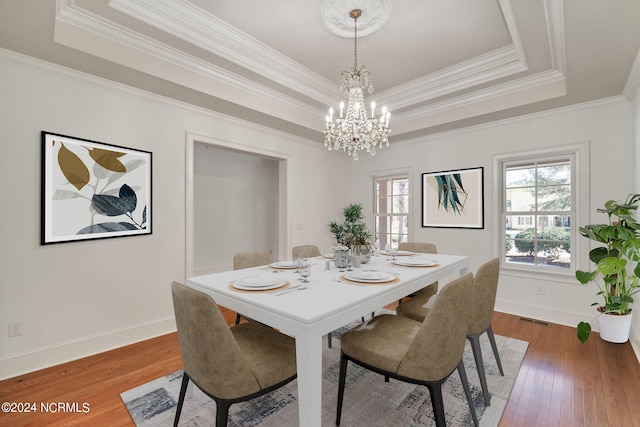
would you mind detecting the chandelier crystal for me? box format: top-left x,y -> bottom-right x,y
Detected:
323,9 -> 391,160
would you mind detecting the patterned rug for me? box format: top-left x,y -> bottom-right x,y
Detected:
121,323 -> 527,426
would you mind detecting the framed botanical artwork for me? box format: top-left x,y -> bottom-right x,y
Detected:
41,131 -> 152,244
422,166 -> 484,229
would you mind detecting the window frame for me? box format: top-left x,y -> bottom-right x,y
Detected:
369,168 -> 413,249
493,142 -> 590,283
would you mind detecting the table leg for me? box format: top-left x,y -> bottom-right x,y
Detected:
295,327 -> 323,427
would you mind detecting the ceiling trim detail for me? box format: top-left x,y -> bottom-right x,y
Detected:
109,0 -> 337,104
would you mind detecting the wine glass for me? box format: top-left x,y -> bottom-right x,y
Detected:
385,244 -> 392,260
300,265 -> 311,283
390,244 -> 398,261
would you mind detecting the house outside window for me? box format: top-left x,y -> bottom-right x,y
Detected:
374,175 -> 409,250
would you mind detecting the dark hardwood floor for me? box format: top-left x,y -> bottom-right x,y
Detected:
1,308 -> 639,426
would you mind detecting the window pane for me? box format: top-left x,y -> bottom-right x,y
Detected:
506,188 -> 535,212
537,185 -> 571,211
394,195 -> 409,213
506,167 -> 535,187
537,164 -> 570,185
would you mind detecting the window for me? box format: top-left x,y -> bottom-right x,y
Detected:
496,142 -> 589,276
374,175 -> 409,250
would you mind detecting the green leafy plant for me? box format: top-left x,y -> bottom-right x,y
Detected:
328,203 -> 372,248
575,193 -> 640,343
435,173 -> 467,215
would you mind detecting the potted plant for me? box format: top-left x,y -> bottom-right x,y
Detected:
328,203 -> 373,264
576,193 -> 640,343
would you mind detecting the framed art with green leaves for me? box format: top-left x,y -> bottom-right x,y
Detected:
41,131 -> 152,244
422,167 -> 483,229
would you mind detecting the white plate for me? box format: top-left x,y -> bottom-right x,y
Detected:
392,259 -> 437,267
270,261 -> 298,269
343,271 -> 394,282
232,278 -> 285,291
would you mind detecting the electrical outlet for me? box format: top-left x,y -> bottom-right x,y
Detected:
8,321 -> 23,337
536,285 -> 545,295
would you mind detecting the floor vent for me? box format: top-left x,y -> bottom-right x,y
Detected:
518,316 -> 550,326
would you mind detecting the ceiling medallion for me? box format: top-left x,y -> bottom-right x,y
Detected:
323,8 -> 391,160
320,0 -> 393,38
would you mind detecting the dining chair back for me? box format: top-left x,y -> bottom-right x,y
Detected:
232,251 -> 273,270
291,244 -> 321,259
395,242 -> 438,307
336,273 -> 478,427
397,241 -> 437,254
171,282 -> 297,427
232,251 -> 273,324
465,257 -> 503,405
395,257 -> 504,406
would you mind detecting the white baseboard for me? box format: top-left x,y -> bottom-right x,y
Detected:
0,317 -> 176,381
495,298 -> 588,329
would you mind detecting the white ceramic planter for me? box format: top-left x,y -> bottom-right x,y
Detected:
597,309 -> 632,343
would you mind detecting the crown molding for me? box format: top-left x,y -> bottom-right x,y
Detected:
109,0 -> 337,105
55,0 -> 326,129
622,48 -> 640,101
394,95 -> 627,147
375,45 -> 527,109
0,47 -> 323,148
392,69 -> 566,133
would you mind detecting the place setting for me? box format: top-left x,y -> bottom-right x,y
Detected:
338,270 -> 400,286
228,275 -> 290,293
390,258 -> 440,268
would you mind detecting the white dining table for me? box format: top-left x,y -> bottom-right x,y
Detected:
186,252 -> 469,427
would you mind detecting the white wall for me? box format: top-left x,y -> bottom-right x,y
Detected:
347,97 -> 635,332
194,144 -> 279,275
630,73 -> 640,355
0,50 -> 345,379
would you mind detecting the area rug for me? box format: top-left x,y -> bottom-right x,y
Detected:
121,324 -> 527,426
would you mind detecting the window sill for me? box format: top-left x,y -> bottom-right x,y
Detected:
500,264 -> 579,285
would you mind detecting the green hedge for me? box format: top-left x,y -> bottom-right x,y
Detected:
513,228 -> 570,258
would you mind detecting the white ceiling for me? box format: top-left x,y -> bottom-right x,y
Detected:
1,0 -> 639,143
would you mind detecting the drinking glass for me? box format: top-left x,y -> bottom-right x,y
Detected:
347,249 -> 354,271
300,265 -> 311,283
390,244 -> 398,260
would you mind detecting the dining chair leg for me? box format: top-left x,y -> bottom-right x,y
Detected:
328,332 -> 333,348
426,382 -> 446,427
173,373 -> 190,427
457,360 -> 479,427
335,354 -> 348,426
467,333 -> 490,406
234,313 -> 241,325
215,399 -> 231,427
487,324 -> 504,376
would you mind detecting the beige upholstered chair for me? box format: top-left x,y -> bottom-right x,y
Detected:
396,242 -> 439,305
397,241 -> 437,254
232,251 -> 273,324
171,282 -> 297,427
232,251 -> 273,270
396,257 -> 504,406
291,244 -> 321,259
336,273 -> 478,427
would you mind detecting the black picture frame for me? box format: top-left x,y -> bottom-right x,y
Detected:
41,131 -> 152,244
422,166 -> 484,229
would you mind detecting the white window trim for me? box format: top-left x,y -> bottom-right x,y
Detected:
492,142 -> 590,284
368,167 -> 414,243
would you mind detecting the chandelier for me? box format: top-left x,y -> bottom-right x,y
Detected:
323,9 -> 391,160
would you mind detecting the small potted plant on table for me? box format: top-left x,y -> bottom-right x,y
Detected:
328,203 -> 373,265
